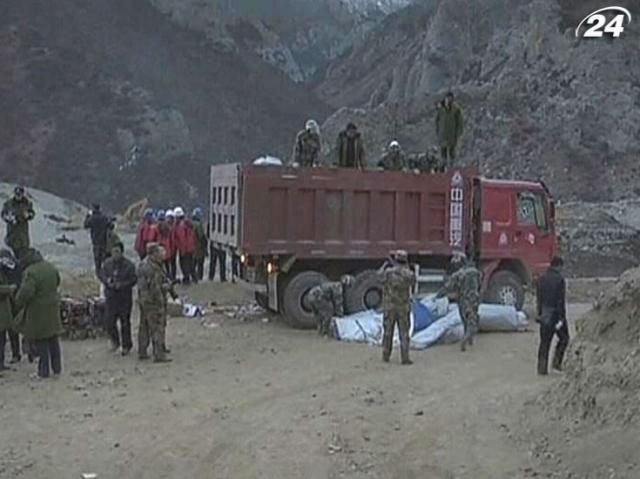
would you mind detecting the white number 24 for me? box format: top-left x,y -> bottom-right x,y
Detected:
583,14 -> 626,37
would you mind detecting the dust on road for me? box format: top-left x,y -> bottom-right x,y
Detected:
0,283 -> 591,479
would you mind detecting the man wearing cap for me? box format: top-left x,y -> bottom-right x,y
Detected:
99,241 -> 137,355
84,203 -> 111,276
1,186 -> 36,260
435,92 -> 464,169
378,140 -> 407,171
436,253 -> 481,351
308,275 -> 355,337
137,243 -> 172,363
379,250 -> 416,364
291,119 -> 322,167
336,122 -> 366,169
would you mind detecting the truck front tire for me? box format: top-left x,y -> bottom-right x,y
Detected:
346,270 -> 384,314
486,270 -> 525,310
282,271 -> 329,329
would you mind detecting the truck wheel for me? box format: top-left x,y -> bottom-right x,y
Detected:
282,271 -> 329,329
487,270 -> 525,310
346,270 -> 384,314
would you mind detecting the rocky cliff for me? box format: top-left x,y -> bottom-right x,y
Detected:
319,0 -> 640,202
0,0 -> 330,209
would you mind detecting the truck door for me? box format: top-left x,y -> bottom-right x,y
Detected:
512,191 -> 555,272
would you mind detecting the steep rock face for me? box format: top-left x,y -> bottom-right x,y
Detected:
0,0 -> 330,209
318,0 -> 640,201
149,0 -> 413,82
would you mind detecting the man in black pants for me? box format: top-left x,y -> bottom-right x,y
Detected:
84,203 -> 111,276
208,242 -> 227,282
99,242 -> 137,355
536,256 -> 569,375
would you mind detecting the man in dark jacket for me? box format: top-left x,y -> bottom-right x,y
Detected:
0,249 -> 18,371
536,256 -> 569,375
336,122 -> 366,169
84,203 -> 111,276
192,208 -> 208,283
99,242 -> 137,355
1,186 -> 36,260
13,249 -> 63,379
435,92 -> 464,170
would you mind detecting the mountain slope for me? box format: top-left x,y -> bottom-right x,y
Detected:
318,0 -> 640,201
0,0 -> 330,208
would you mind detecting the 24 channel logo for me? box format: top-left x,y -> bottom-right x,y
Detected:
575,6 -> 632,38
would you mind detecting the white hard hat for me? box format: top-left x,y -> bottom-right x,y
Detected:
305,119 -> 319,130
389,140 -> 400,149
174,207 -> 185,217
165,209 -> 175,218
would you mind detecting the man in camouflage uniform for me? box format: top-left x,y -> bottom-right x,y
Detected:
379,250 -> 416,365
436,253 -> 482,352
308,275 -> 354,337
137,243 -> 173,363
377,140 -> 407,171
1,186 -> 36,260
435,92 -> 464,170
291,119 -> 322,167
407,148 -> 445,174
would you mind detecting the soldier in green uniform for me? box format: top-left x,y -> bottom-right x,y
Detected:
379,250 -> 416,365
377,140 -> 407,171
291,119 -> 322,167
137,243 -> 173,363
308,275 -> 354,337
435,92 -> 464,170
13,248 -> 63,378
1,186 -> 36,260
0,249 -> 18,372
436,253 -> 482,352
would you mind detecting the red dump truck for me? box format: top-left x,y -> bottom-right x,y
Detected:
209,164 -> 558,328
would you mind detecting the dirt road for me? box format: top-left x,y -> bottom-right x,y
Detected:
0,284 -> 591,479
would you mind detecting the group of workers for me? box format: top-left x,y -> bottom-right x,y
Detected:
291,92 -> 464,173
309,250 -> 569,374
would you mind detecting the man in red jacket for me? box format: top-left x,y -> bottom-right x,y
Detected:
173,207 -> 196,285
155,210 -> 176,280
134,209 -> 158,260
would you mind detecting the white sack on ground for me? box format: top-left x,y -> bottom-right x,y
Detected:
333,302 -> 529,350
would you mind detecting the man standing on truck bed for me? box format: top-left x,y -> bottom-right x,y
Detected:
435,91 -> 464,169
536,256 -> 569,375
377,140 -> 407,171
379,250 -> 416,365
308,275 -> 354,337
436,254 -> 481,352
291,119 -> 322,167
336,122 -> 366,169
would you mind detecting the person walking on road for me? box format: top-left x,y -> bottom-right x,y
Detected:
536,256 -> 569,375
308,275 -> 354,337
99,242 -> 137,356
379,250 -> 416,365
1,186 -> 36,260
435,91 -> 464,170
13,249 -> 63,379
137,243 -> 173,363
436,253 -> 482,352
84,203 -> 111,276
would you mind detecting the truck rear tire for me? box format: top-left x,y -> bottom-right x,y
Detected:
282,271 -> 329,329
346,270 -> 384,314
487,270 -> 525,310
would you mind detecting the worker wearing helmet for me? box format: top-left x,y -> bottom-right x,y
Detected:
377,140 -> 407,171
308,274 -> 355,337
163,209 -> 177,280
291,119 -> 322,167
134,208 -> 158,260
379,249 -> 416,365
436,253 -> 482,352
